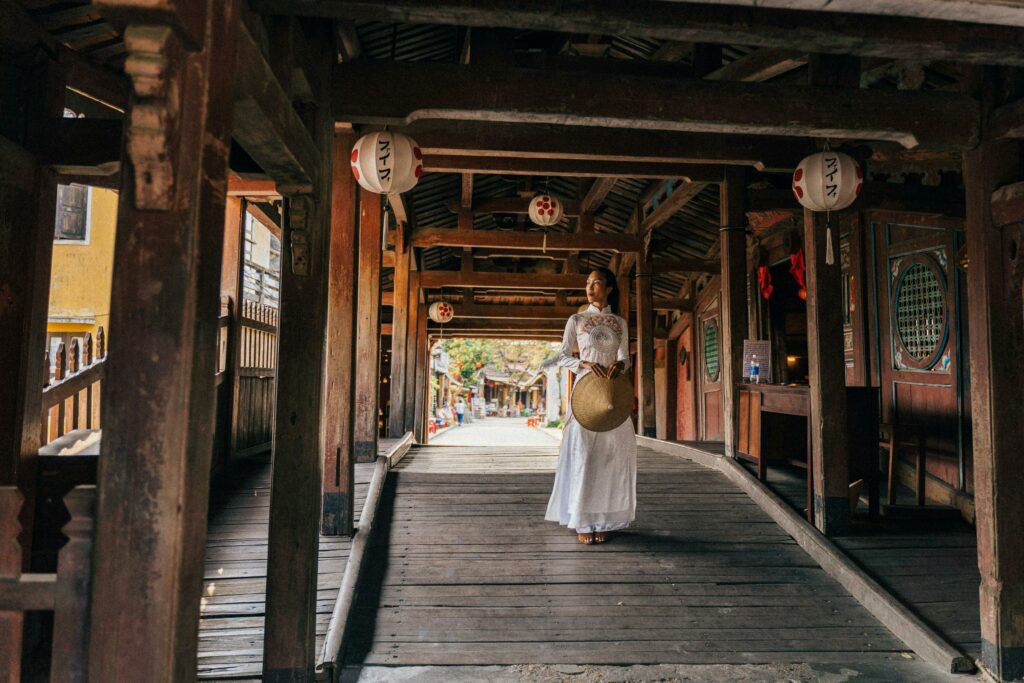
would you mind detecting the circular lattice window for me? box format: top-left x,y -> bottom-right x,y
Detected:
703,320 -> 720,382
893,256 -> 947,370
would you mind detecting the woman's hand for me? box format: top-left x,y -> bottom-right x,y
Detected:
580,361 -> 607,377
607,361 -> 624,379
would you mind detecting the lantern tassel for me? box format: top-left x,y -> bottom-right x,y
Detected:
825,219 -> 835,266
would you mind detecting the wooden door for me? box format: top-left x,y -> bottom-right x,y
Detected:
872,214 -> 969,493
696,289 -> 724,441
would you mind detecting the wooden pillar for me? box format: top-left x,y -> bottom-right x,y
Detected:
413,306 -> 428,443
322,132 -> 359,536
0,53 -> 64,573
388,234 -> 412,437
720,168 -> 748,458
803,208 -> 850,535
403,272 -> 421,433
964,136 -> 1024,681
636,256 -> 656,437
354,189 -> 383,462
263,112 -> 336,683
223,197 -> 245,463
665,337 -> 679,441
88,1 -> 241,679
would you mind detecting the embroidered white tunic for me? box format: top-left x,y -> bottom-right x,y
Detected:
545,304 -> 637,533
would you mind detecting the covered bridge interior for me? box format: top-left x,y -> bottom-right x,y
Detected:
2,0 -> 1024,681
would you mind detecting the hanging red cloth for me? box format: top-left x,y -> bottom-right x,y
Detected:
789,248 -> 808,299
757,265 -> 773,300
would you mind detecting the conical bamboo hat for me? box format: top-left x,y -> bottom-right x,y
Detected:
571,372 -> 632,432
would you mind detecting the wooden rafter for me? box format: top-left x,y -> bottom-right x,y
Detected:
423,155 -> 728,179
420,271 -> 587,290
411,228 -> 641,253
704,49 -> 808,83
404,121 -> 806,171
260,0 -> 1024,65
451,304 -> 581,320
461,173 -> 474,208
334,60 -> 979,149
580,177 -> 618,216
233,18 -> 321,192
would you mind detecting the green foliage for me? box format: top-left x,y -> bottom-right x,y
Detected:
546,420 -> 564,429
438,338 -> 558,385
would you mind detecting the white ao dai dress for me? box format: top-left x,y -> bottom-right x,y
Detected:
545,304 -> 637,533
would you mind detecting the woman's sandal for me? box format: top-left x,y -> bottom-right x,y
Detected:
577,532 -> 595,545
593,532 -> 609,544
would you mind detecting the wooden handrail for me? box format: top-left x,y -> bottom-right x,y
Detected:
318,432 -> 413,680
42,358 -> 106,410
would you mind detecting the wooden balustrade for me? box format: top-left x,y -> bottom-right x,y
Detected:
0,485 -> 95,682
37,302 -> 279,459
232,300 -> 279,457
41,328 -> 106,448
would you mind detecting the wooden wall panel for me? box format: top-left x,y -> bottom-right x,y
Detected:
676,326 -> 697,441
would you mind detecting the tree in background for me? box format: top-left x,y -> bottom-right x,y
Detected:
438,338 -> 557,386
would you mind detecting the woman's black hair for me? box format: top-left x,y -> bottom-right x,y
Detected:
591,266 -> 620,315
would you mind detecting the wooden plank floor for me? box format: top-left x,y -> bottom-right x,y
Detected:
737,458 -> 982,662
196,441 -> 396,680
346,443 -> 924,669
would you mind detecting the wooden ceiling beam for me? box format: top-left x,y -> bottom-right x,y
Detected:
411,227 -> 641,253
580,177 -> 618,216
641,181 -> 709,234
747,183 -> 965,216
403,121 -> 806,171
260,0 -> 1024,65
472,248 -> 567,260
420,271 -> 588,289
430,331 -> 563,341
704,49 -> 807,83
233,18 -> 321,192
452,304 -> 581,320
334,60 -> 978,149
228,177 -> 281,198
461,172 -> 474,208
423,155 -> 727,180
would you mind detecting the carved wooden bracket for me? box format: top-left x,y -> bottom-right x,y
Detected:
122,25 -> 185,210
288,195 -> 313,276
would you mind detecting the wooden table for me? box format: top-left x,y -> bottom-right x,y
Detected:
738,384 -> 813,520
738,383 -> 880,523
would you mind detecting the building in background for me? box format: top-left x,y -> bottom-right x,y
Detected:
46,184 -> 118,376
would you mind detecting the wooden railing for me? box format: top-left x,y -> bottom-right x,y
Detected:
232,300 -> 279,457
41,329 -> 106,448
0,485 -> 95,682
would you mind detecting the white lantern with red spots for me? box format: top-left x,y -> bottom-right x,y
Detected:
428,301 -> 454,324
350,131 -> 423,194
528,194 -> 564,226
791,151 -> 862,212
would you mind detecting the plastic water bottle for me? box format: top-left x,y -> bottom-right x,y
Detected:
750,355 -> 760,384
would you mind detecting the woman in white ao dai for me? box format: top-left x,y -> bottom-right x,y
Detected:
545,268 -> 637,544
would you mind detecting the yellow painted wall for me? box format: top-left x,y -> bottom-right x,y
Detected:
47,187 -> 118,340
